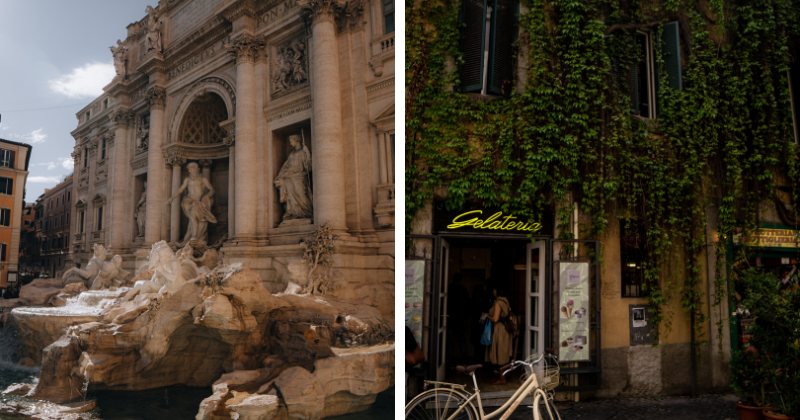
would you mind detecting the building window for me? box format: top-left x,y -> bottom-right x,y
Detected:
0,208 -> 9,226
0,149 -> 15,168
79,210 -> 85,233
101,138 -> 107,160
66,211 -> 70,224
85,111 -> 91,122
615,22 -> 683,119
97,206 -> 104,231
459,0 -> 517,95
67,191 -> 70,202
621,220 -> 649,297
83,148 -> 88,168
0,177 -> 13,195
103,99 -> 109,109
61,214 -> 64,226
383,0 -> 394,34
0,243 -> 6,262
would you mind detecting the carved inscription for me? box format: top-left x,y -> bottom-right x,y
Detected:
171,0 -> 225,41
168,41 -> 223,80
260,0 -> 300,26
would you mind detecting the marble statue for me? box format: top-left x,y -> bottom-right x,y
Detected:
134,181 -> 147,237
145,6 -> 162,53
273,41 -> 308,93
61,244 -> 129,290
275,134 -> 313,223
125,241 -> 201,300
167,162 -> 217,244
110,40 -> 127,76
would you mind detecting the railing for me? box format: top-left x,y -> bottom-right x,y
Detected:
372,33 -> 395,57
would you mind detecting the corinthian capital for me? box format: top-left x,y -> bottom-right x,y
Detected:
146,87 -> 167,110
299,0 -> 345,26
226,35 -> 261,65
109,109 -> 135,129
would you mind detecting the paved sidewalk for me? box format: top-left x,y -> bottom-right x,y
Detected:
507,394 -> 740,420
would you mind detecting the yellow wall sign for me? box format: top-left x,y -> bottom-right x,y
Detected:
447,210 -> 542,232
733,228 -> 800,248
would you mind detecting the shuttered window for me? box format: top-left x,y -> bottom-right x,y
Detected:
0,177 -> 13,195
614,21 -> 683,119
459,0 -> 517,95
0,243 -> 6,262
0,208 -> 9,227
0,149 -> 15,168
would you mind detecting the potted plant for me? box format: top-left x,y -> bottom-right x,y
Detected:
735,269 -> 800,420
731,348 -> 772,420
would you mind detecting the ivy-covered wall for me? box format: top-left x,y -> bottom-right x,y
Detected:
407,0 -> 800,394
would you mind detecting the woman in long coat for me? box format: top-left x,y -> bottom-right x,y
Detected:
486,284 -> 512,385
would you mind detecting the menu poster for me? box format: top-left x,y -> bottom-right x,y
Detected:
558,262 -> 590,362
405,260 -> 426,347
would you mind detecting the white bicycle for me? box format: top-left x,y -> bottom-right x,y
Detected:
405,353 -> 562,420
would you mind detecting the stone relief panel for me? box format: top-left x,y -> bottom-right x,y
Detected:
136,115 -> 150,154
270,33 -> 309,100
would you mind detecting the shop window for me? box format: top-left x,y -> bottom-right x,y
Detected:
621,220 -> 649,297
0,149 -> 15,168
615,22 -> 683,119
459,0 -> 517,95
383,0 -> 394,34
0,208 -> 9,227
0,177 -> 13,195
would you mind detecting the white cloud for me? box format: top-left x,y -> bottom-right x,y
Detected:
48,61 -> 115,99
37,157 -> 73,170
9,128 -> 47,144
28,176 -> 62,183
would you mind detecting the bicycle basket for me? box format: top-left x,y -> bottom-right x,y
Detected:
521,354 -> 560,391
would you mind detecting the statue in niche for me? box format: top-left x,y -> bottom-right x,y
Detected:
134,181 -> 147,237
110,40 -> 127,77
167,162 -> 217,245
144,5 -> 163,53
61,244 -> 129,289
273,41 -> 308,94
275,134 -> 313,224
136,116 -> 149,152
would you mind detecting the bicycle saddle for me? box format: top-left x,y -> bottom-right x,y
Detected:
455,364 -> 482,374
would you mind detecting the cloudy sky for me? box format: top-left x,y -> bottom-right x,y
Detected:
0,1 -> 154,200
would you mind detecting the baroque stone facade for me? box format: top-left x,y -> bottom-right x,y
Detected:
68,0 -> 395,312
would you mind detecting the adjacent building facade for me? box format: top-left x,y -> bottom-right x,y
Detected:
39,176 -> 73,278
0,138 -> 32,288
69,0 -> 395,317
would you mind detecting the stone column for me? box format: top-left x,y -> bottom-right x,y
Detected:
168,157 -> 185,243
223,133 -> 236,240
144,87 -> 167,245
227,37 -> 259,242
200,159 -> 212,180
108,110 -> 133,252
301,0 -> 348,230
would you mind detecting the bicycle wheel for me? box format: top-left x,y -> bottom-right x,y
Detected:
532,389 -> 561,420
405,388 -> 478,420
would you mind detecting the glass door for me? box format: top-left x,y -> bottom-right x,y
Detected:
436,239 -> 450,381
525,240 -> 546,359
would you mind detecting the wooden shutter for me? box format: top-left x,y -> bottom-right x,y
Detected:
7,178 -> 12,195
8,150 -> 15,169
488,0 -> 516,95
460,0 -> 488,92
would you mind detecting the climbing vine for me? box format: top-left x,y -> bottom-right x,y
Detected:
406,0 -> 800,348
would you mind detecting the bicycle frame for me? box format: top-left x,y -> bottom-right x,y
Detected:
425,365 -> 542,420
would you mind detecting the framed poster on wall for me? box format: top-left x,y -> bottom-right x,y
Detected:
558,262 -> 590,362
405,260 -> 426,346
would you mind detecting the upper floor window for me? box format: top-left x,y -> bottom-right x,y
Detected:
459,0 -> 517,96
56,197 -> 59,207
96,206 -> 104,231
0,208 -> 10,227
67,191 -> 71,202
101,138 -> 107,160
614,22 -> 683,119
85,111 -> 91,122
103,99 -> 109,109
79,210 -> 85,233
83,148 -> 88,168
0,149 -> 16,169
383,0 -> 394,34
0,243 -> 6,262
0,177 -> 14,195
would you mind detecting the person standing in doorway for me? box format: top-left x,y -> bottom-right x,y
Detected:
485,282 -> 512,385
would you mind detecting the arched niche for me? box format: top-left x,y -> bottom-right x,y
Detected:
169,76 -> 236,145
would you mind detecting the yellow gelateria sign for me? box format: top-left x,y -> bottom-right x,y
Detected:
447,210 -> 542,232
733,228 -> 800,248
